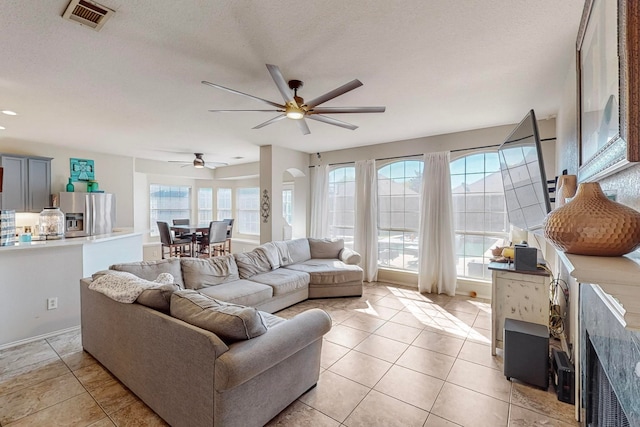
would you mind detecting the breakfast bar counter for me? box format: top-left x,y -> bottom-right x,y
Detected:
0,231 -> 143,348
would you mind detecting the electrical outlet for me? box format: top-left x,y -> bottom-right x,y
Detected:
47,297 -> 58,310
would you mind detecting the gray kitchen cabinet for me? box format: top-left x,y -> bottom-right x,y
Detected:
0,154 -> 52,212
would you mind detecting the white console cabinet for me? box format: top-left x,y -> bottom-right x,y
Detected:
489,263 -> 550,355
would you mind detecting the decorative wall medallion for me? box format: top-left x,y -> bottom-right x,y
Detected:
260,189 -> 270,223
70,158 -> 95,181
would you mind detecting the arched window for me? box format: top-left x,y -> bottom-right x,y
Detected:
377,160 -> 423,271
450,152 -> 507,280
328,166 -> 356,248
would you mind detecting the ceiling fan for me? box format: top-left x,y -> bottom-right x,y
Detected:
202,64 -> 385,135
169,153 -> 228,169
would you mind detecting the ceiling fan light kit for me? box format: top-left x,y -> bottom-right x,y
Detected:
168,153 -> 228,169
203,64 -> 385,135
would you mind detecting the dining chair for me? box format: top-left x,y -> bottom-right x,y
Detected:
157,221 -> 191,258
198,221 -> 228,257
172,218 -> 192,240
222,218 -> 234,254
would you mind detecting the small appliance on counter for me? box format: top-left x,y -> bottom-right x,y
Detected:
59,192 -> 116,237
1,210 -> 16,246
39,207 -> 65,240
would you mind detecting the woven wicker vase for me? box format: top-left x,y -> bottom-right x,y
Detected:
543,182 -> 640,256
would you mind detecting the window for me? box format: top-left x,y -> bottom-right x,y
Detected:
377,160 -> 423,271
328,166 -> 355,248
282,188 -> 293,225
450,152 -> 507,280
149,184 -> 191,235
236,187 -> 259,235
217,188 -> 232,220
198,188 -> 213,224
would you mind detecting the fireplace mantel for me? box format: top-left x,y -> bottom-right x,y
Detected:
558,251 -> 640,331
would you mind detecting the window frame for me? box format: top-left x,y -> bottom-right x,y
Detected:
450,151 -> 508,281
327,165 -> 356,249
376,159 -> 424,272
236,187 -> 260,235
149,184 -> 192,236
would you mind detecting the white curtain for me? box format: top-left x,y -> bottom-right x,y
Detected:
310,164 -> 329,238
354,159 -> 378,282
418,152 -> 457,295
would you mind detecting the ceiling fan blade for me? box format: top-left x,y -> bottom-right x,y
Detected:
266,64 -> 296,106
305,79 -> 363,109
208,109 -> 284,113
307,114 -> 358,130
310,106 -> 386,114
204,162 -> 229,169
296,118 -> 311,135
202,81 -> 284,109
252,114 -> 287,129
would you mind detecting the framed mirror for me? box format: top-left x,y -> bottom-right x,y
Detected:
577,0 -> 639,182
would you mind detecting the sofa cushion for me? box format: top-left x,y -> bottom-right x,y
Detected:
308,238 -> 344,259
170,290 -> 267,342
234,251 -> 271,279
250,269 -> 310,296
180,255 -> 239,289
198,279 -> 273,307
283,259 -> 364,285
136,283 -> 180,312
286,238 -> 311,264
110,258 -> 184,288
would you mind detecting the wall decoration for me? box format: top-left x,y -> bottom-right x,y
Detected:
260,189 -> 270,223
577,0 -> 639,182
70,158 -> 95,182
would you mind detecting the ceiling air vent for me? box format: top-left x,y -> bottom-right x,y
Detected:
62,0 -> 114,31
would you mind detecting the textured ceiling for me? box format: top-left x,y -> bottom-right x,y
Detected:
0,0 -> 583,166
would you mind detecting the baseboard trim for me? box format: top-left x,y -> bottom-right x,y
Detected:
0,325 -> 81,351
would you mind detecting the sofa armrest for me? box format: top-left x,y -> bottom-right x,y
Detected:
215,308 -> 331,391
339,247 -> 362,265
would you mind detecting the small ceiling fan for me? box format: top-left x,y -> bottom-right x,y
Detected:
169,153 -> 228,169
202,64 -> 385,135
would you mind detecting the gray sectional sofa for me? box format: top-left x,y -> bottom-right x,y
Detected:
80,237 -> 363,427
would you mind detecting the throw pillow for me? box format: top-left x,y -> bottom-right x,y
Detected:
170,290 -> 267,342
180,255 -> 240,289
308,238 -> 344,259
136,283 -> 180,312
234,251 -> 271,279
285,238 -> 311,264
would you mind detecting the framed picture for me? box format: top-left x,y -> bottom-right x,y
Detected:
577,0 -> 639,182
70,158 -> 95,182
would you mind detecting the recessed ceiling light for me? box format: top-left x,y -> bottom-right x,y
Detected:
1,110 -> 17,116
0,126 -> 5,130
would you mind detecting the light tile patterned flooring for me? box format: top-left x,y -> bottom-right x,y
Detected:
0,282 -> 578,426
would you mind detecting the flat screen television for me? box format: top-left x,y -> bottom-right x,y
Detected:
498,109 -> 551,234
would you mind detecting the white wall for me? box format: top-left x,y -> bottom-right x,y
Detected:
0,138 -> 135,227
259,145 -> 309,242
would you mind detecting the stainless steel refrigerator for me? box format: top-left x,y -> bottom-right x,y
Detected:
59,192 -> 116,237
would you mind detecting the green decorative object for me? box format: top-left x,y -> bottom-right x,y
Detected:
70,158 -> 95,182
66,178 -> 75,192
87,180 -> 99,192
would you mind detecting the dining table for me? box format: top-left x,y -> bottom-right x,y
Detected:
170,223 -> 210,255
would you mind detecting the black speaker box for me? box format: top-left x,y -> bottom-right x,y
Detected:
514,246 -> 538,271
552,348 -> 575,404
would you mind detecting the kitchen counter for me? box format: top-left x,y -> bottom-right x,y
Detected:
0,229 -> 140,251
0,230 -> 143,348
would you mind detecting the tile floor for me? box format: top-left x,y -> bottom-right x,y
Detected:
0,282 -> 578,426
